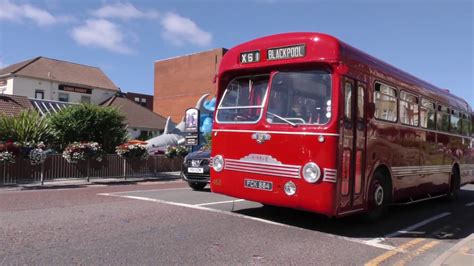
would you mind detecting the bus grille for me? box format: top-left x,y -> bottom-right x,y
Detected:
224,158 -> 301,179
323,168 -> 337,183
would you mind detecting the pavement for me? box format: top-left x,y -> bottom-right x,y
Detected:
0,171 -> 182,191
1,176 -> 473,265
431,233 -> 474,266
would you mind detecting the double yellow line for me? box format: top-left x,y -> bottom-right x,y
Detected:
365,238 -> 440,266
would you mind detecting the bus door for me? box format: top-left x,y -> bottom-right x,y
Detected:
339,77 -> 367,213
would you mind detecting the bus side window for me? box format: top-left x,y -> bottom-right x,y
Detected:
437,104 -> 450,132
400,91 -> 419,126
470,114 -> 474,137
450,110 -> 461,134
461,113 -> 470,136
420,98 -> 436,130
374,82 -> 397,122
344,82 -> 352,121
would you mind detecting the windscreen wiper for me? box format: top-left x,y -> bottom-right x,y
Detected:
267,111 -> 297,127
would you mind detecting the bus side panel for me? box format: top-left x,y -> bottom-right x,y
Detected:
460,137 -> 474,185
366,120 -> 400,199
395,125 -> 424,199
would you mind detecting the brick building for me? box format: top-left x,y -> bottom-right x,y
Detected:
125,92 -> 153,111
154,48 -> 227,123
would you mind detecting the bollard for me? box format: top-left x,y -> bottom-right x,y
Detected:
86,159 -> 90,182
40,162 -> 45,185
123,158 -> 127,180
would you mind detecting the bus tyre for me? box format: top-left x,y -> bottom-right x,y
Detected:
188,182 -> 206,191
366,172 -> 391,221
445,167 -> 460,202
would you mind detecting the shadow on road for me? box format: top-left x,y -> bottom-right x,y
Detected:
232,186 -> 474,241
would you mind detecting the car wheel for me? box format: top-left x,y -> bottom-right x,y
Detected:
188,182 -> 207,191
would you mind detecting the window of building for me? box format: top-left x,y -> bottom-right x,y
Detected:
81,95 -> 91,104
134,97 -> 140,102
141,98 -> 147,103
374,82 -> 397,122
35,90 -> 44,99
437,104 -> 450,132
58,92 -> 69,102
420,98 -> 436,129
399,91 -> 419,126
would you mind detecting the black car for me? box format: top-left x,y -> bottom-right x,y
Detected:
181,149 -> 211,191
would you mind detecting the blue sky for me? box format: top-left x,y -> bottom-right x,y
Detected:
1,0 -> 473,105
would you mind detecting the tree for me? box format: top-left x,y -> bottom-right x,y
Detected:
0,110 -> 55,143
49,104 -> 128,153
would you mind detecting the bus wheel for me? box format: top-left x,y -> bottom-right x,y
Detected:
188,182 -> 207,191
445,167 -> 460,201
366,171 -> 391,221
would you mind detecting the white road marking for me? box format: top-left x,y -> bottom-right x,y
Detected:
100,187 -> 190,195
98,192 -> 396,250
365,212 -> 451,247
99,193 -> 295,227
196,199 -> 246,206
465,202 -> 474,207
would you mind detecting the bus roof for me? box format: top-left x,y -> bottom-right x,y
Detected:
219,32 -> 471,113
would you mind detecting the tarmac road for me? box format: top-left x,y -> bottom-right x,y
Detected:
1,179 -> 473,265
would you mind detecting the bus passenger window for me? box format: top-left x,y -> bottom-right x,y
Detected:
344,82 -> 352,120
436,105 -> 450,132
450,110 -> 461,134
357,85 -> 365,119
420,98 -> 436,129
374,82 -> 397,122
471,114 -> 474,137
461,114 -> 470,136
399,91 -> 419,126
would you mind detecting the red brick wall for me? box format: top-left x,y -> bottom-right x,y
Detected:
154,48 -> 226,123
126,92 -> 153,111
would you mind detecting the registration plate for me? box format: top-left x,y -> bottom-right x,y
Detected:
188,167 -> 204,173
244,179 -> 273,191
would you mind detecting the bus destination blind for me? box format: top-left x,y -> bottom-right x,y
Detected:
267,44 -> 306,61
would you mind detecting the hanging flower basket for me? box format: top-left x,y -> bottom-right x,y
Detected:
0,151 -> 15,164
62,142 -> 103,164
29,148 -> 47,165
165,145 -> 188,159
0,141 -> 19,164
116,143 -> 149,160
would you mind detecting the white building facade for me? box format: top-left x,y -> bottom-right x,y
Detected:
0,57 -> 118,104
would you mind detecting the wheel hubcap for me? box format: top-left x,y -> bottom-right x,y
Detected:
375,185 -> 384,206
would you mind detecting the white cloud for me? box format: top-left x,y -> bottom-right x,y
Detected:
71,19 -> 133,54
91,2 -> 159,20
161,12 -> 212,47
0,0 -> 72,26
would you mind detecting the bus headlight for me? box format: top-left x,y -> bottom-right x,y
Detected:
284,181 -> 297,196
212,155 -> 224,172
302,162 -> 321,183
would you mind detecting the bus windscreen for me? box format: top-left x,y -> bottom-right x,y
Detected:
267,70 -> 332,125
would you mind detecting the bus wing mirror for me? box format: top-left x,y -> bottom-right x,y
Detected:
367,102 -> 375,119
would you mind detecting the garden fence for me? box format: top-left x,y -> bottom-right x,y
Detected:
0,154 -> 182,185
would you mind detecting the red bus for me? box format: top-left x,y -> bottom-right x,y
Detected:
210,32 -> 474,218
